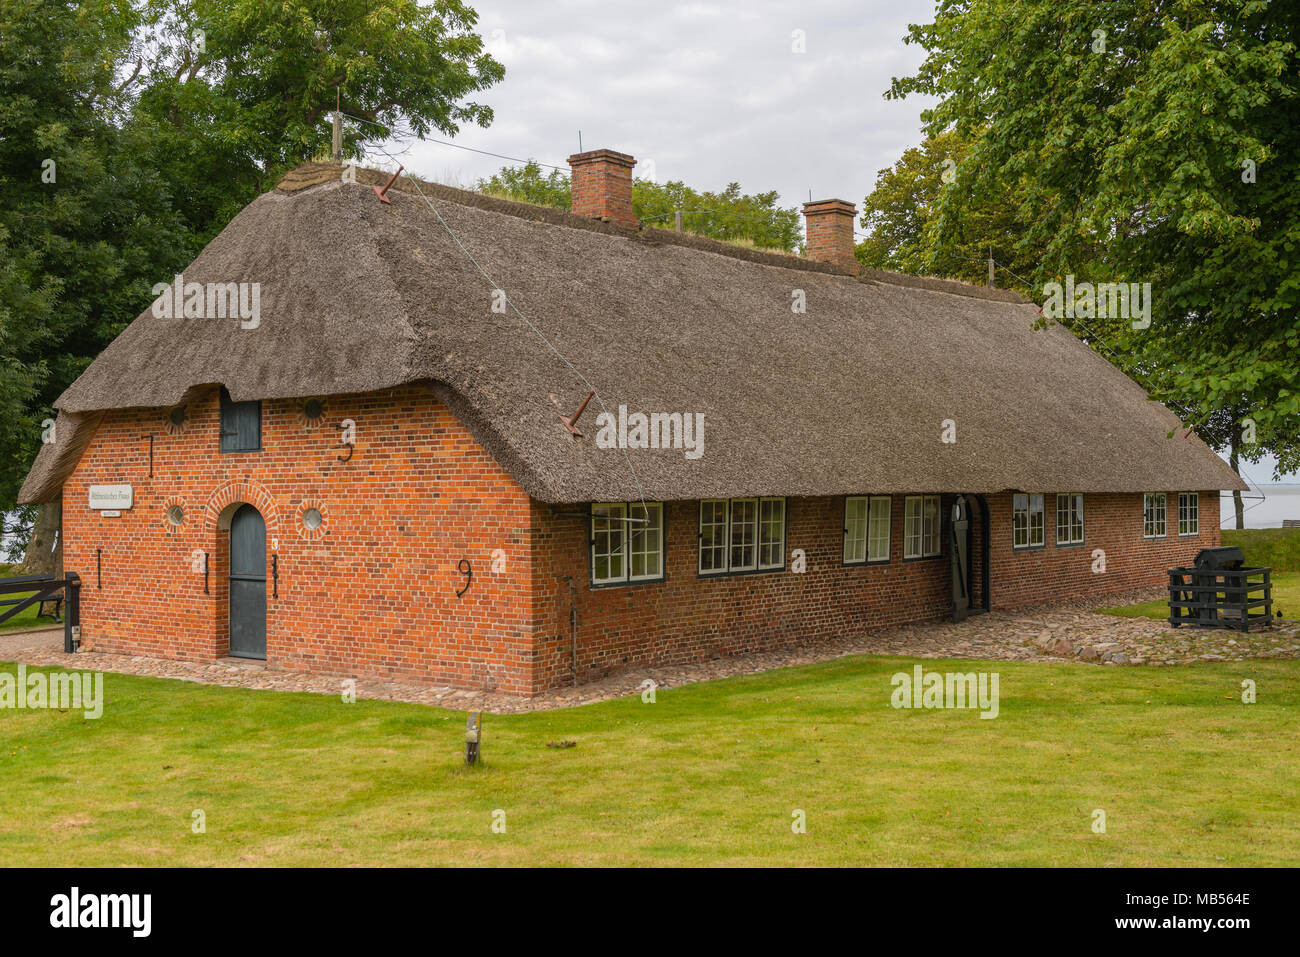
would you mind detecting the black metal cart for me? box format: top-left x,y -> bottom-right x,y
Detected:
1168,547 -> 1272,631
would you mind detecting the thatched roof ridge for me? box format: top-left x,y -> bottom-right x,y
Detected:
278,162 -> 1030,303
19,161 -> 1245,504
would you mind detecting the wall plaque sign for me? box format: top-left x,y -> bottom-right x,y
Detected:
88,484 -> 133,510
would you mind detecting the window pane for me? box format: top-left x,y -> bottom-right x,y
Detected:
844,497 -> 867,563
922,495 -> 941,556
1028,494 -> 1044,547
592,504 -> 627,583
904,497 -> 923,559
1178,492 -> 1198,535
730,499 -> 757,570
1056,494 -> 1083,544
1144,493 -> 1166,537
759,498 -> 785,568
629,503 -> 662,579
868,497 -> 891,562
699,500 -> 728,573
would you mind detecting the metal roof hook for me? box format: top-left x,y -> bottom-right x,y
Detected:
373,165 -> 403,204
560,389 -> 595,437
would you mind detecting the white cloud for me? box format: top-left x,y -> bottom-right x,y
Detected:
387,0 -> 940,205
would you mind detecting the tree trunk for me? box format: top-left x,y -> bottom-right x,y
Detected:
20,502 -> 62,576
1229,426 -> 1245,530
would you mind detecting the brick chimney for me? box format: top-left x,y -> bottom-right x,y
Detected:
802,198 -> 858,269
568,148 -> 638,229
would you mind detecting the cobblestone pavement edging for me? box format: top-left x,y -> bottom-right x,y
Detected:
2,590 -> 1296,714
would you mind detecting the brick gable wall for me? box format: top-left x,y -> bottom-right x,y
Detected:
61,385 -> 538,694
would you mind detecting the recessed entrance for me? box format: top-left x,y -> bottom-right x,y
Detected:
951,496 -> 972,621
951,494 -> 992,620
228,504 -> 267,659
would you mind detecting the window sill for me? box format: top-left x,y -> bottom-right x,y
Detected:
590,575 -> 666,590
698,566 -> 784,580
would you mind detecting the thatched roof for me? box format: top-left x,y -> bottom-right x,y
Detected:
19,161 -> 1245,504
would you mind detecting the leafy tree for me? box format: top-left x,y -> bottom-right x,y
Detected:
634,180 -> 802,252
888,0 -> 1300,508
856,129 -> 1046,294
131,0 -> 506,242
0,0 -> 506,562
476,160 -> 571,209
476,162 -> 803,252
0,0 -> 191,571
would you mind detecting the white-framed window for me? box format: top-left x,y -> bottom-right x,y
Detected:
729,498 -> 758,571
592,503 -> 626,585
843,497 -> 868,564
867,496 -> 891,562
847,496 -> 891,564
1144,493 -> 1167,539
1013,493 -> 1045,549
591,501 -> 664,586
628,502 -> 664,580
700,497 -> 786,574
904,495 -> 941,559
1178,492 -> 1199,536
1056,493 -> 1084,545
759,498 -> 785,568
699,499 -> 729,573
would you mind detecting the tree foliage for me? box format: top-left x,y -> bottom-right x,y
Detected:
856,129 -> 1044,294
0,0 -> 505,553
888,0 -> 1300,479
476,162 -> 803,252
0,0 -> 188,509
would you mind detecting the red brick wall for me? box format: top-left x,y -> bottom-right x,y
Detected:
61,385 -> 538,694
988,491 -> 1219,609
530,491 -> 1220,691
60,383 -> 1222,695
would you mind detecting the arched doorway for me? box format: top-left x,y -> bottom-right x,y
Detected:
228,504 -> 267,659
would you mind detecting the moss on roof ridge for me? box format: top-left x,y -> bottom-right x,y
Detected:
276,162 -> 1027,306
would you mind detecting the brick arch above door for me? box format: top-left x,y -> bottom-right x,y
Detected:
203,480 -> 281,534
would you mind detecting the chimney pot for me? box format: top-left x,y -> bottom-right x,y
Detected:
568,148 -> 638,229
802,198 -> 858,269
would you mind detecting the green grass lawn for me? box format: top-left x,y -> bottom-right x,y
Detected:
2,654 -> 1297,866
1222,527 -> 1300,572
0,591 -> 63,633
1098,528 -> 1300,621
1098,570 -> 1299,621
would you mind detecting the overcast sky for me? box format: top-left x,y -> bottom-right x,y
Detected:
384,0 -> 1294,486
388,0 -> 938,211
